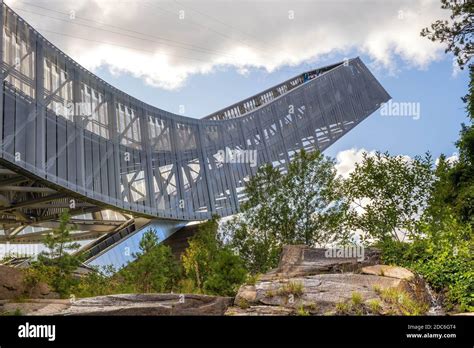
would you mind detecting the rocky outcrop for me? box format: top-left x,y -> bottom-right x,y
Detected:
226,245 -> 430,316
3,293 -> 235,316
1,246 -> 433,316
0,299 -> 70,316
0,265 -> 58,300
57,294 -> 233,316
30,294 -> 232,316
2,293 -> 233,316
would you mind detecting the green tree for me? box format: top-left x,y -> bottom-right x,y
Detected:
27,211 -> 81,297
181,216 -> 247,295
137,228 -> 159,254
344,152 -> 435,243
421,0 -> 473,227
181,218 -> 220,291
381,212 -> 473,312
120,229 -> 180,293
40,211 -> 80,260
204,249 -> 248,297
221,218 -> 281,275
442,66 -> 474,226
223,149 -> 349,273
421,0 -> 473,69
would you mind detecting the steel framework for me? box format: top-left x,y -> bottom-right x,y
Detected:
0,2 -> 390,251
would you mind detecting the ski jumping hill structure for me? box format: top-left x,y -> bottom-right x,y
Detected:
0,3 -> 390,267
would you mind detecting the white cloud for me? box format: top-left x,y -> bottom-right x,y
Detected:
335,148 -> 375,178
8,0 -> 448,90
435,152 -> 459,166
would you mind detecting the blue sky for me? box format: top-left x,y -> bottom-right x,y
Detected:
8,0 -> 469,162
93,51 -> 469,160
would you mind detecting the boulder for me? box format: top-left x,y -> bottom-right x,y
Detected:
361,265 -> 414,280
0,265 -> 58,300
0,265 -> 25,299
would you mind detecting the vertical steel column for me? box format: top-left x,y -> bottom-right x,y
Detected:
73,67 -> 85,192
237,118 -> 251,177
313,80 -> 334,144
169,119 -> 186,218
35,35 -> 45,175
106,92 -> 122,208
286,95 -> 305,154
218,122 -> 239,213
254,110 -> 272,165
338,65 -> 358,124
139,106 -> 157,213
328,72 -> 346,132
270,103 -> 291,166
197,122 -> 215,215
301,84 -> 321,151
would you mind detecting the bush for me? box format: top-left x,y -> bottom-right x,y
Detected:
24,211 -> 81,298
203,249 -> 247,297
120,243 -> 181,293
378,214 -> 473,312
72,266 -> 135,298
182,217 -> 248,296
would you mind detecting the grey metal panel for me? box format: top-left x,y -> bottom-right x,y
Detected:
45,112 -> 57,179
91,133 -> 101,196
56,115 -> 67,181
3,91 -> 14,157
83,131 -> 93,192
73,69 -> 85,194
99,136 -> 109,202
106,93 -> 121,208
139,107 -> 155,212
66,112 -> 77,190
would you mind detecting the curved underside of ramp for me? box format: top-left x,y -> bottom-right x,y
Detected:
0,3 -> 390,249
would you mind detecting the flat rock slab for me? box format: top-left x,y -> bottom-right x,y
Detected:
362,265 -> 414,280
226,305 -> 295,316
57,293 -> 233,316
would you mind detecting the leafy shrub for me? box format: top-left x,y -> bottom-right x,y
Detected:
182,216 -> 248,296
378,214 -> 473,312
203,249 -> 247,297
120,242 -> 181,293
